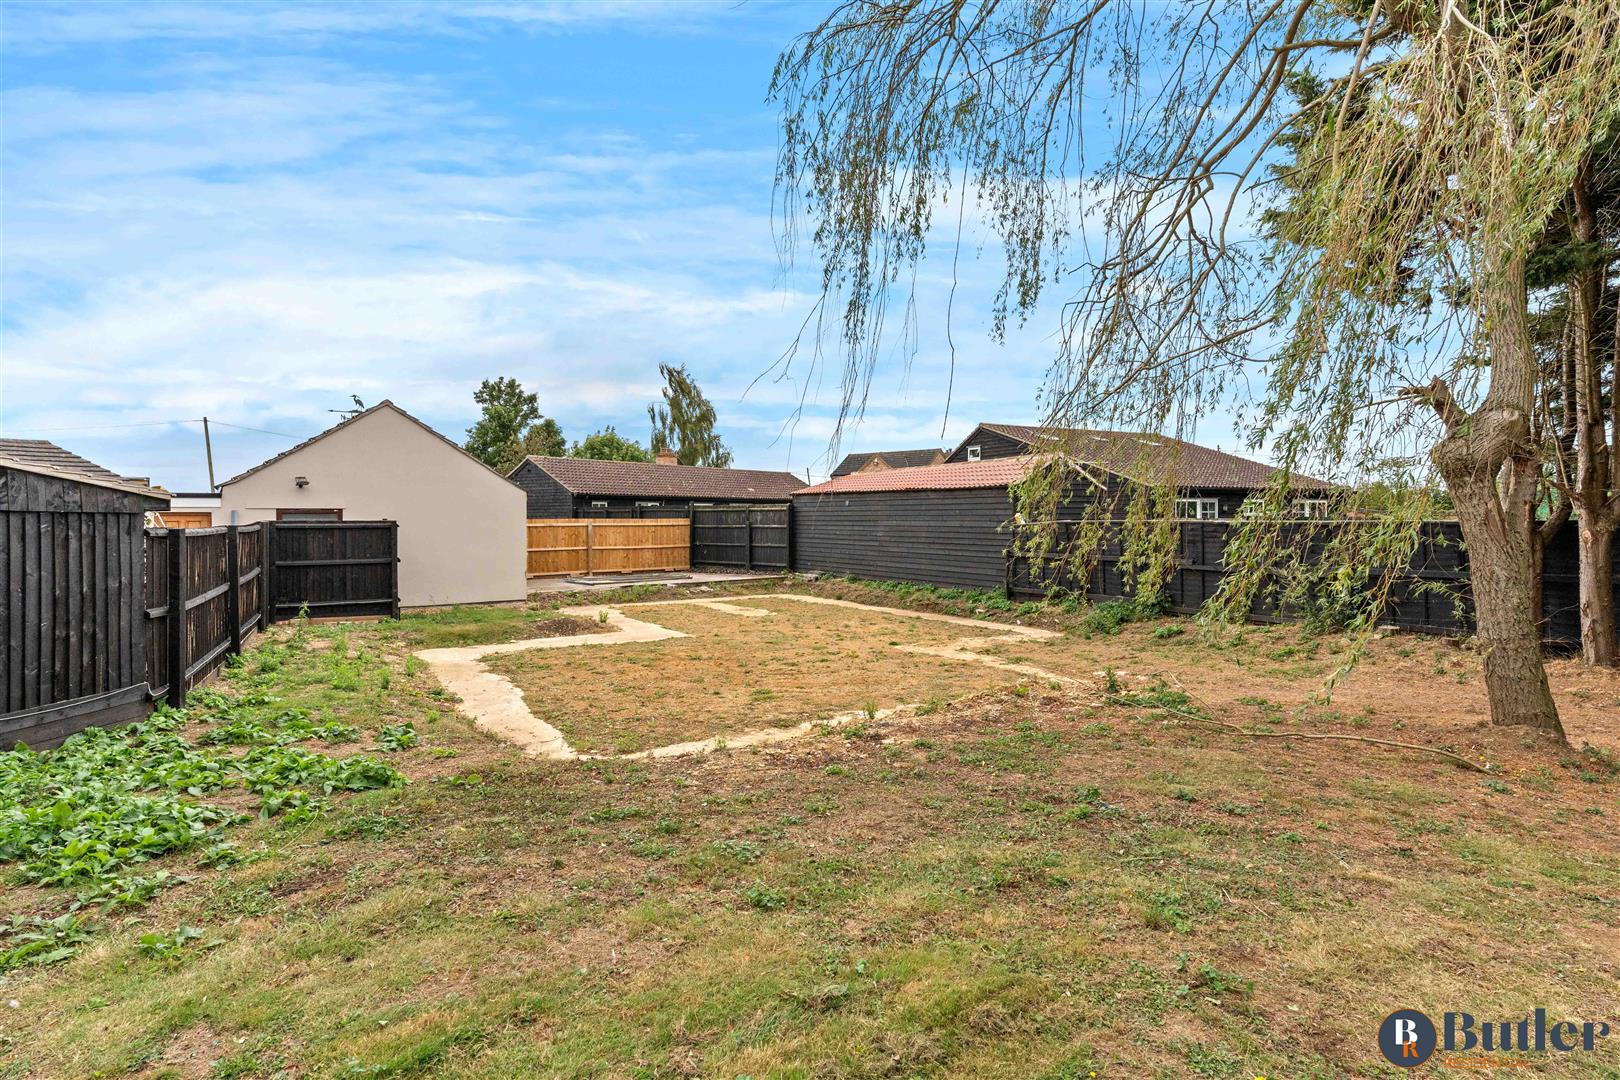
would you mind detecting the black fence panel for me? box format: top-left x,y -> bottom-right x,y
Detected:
266,520 -> 399,621
144,523 -> 275,708
692,504 -> 790,571
1007,519 -> 1611,645
3,517 -> 397,749
1,509 -> 148,749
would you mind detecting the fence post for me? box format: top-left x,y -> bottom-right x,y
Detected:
226,524 -> 242,655
261,522 -> 275,627
586,521 -> 594,575
744,510 -> 754,572
784,503 -> 793,573
166,528 -> 188,708
390,521 -> 401,620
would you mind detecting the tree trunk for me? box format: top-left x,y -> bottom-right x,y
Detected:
1442,466 -> 1565,734
1428,251 -> 1565,737
1579,522 -> 1617,667
1567,162 -> 1618,667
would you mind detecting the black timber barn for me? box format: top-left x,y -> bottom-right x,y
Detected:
0,441 -> 170,749
791,423 -> 1333,591
509,455 -> 805,519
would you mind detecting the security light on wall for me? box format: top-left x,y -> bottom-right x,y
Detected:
294,476 -> 309,488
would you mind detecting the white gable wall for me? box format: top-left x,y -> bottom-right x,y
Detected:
218,405 -> 526,607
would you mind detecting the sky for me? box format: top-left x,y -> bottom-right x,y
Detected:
0,0 -> 1250,490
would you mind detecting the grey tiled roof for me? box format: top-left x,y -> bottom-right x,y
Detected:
520,456 -> 805,500
0,438 -> 168,498
966,424 -> 1332,491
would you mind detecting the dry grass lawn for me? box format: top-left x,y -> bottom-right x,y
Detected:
2,579 -> 1616,1080
481,597 -> 1034,753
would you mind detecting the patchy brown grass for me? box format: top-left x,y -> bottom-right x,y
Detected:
4,580 -> 1616,1080
982,616 -> 1620,755
482,597 -> 1031,753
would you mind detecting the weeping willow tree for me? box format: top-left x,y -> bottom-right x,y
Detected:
773,0 -> 1620,736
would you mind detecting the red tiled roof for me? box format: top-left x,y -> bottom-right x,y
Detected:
796,458 -> 1033,495
520,456 -> 805,501
966,424 -> 1333,491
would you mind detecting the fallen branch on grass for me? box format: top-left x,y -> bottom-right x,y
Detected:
1102,678 -> 1491,774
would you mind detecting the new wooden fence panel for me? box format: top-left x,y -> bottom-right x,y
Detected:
527,518 -> 690,575
527,520 -> 589,575
588,519 -> 690,573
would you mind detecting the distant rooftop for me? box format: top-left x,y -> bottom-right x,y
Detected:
518,456 -> 805,501
830,447 -> 947,477
961,423 -> 1332,491
0,438 -> 168,499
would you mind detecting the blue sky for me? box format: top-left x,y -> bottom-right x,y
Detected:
1,0 -> 1250,490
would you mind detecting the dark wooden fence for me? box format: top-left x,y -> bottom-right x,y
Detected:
145,524 -> 267,707
2,506 -> 151,750
3,519 -> 398,749
266,521 -> 399,622
1007,518 -> 1613,646
691,504 -> 791,571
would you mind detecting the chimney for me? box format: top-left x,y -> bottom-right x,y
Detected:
655,449 -> 678,466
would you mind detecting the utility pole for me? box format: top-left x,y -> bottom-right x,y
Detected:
202,416 -> 217,490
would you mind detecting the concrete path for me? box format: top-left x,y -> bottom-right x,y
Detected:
413,609 -> 687,759
414,594 -> 1072,762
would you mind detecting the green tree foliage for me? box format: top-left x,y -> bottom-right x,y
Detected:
647,363 -> 732,467
571,426 -> 652,463
464,377 -> 565,472
521,418 -> 567,460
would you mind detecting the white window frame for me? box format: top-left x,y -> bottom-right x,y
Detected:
590,500 -> 608,509
965,445 -> 982,462
634,500 -> 662,509
1296,499 -> 1330,519
1175,497 -> 1220,521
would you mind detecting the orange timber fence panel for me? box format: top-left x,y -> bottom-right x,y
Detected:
526,518 -> 690,576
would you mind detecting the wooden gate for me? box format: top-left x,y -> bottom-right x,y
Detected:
526,518 -> 690,576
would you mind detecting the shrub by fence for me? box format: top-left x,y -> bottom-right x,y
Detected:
691,504 -> 790,571
1007,519 -> 1610,646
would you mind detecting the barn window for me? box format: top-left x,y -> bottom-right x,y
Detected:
590,500 -> 608,509
1295,499 -> 1329,519
1174,497 -> 1219,521
635,501 -> 662,508
965,445 -> 982,462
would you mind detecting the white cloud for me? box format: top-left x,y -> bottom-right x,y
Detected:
1,4 -> 1067,490
0,1 -> 738,51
